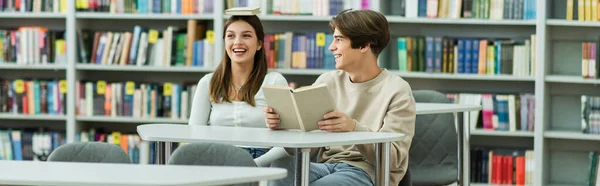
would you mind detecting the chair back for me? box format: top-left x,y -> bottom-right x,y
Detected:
168,142 -> 258,186
47,142 -> 132,164
409,90 -> 458,186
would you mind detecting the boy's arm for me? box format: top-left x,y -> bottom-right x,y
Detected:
353,93 -> 416,177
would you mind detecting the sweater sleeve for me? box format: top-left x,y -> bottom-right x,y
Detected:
187,74 -> 212,126
254,147 -> 291,167
353,91 -> 416,178
271,72 -> 289,86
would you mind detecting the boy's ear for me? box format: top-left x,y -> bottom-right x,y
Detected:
360,43 -> 371,53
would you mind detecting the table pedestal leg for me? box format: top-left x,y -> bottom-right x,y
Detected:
155,142 -> 171,165
294,148 -> 311,186
259,180 -> 267,186
375,143 -> 391,186
462,111 -> 471,186
383,142 -> 390,186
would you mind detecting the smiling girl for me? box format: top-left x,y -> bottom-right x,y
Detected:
187,15 -> 288,160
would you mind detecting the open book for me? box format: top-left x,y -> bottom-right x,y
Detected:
262,84 -> 336,132
224,6 -> 261,16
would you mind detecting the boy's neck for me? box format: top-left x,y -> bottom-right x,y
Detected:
346,58 -> 383,83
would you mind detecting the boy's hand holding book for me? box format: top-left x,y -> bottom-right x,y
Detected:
263,106 -> 356,132
317,111 -> 356,132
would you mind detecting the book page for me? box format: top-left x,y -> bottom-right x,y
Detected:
292,84 -> 335,132
262,85 -> 301,130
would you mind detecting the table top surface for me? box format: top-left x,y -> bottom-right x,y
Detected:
137,103 -> 478,146
137,124 -> 405,147
0,160 -> 287,186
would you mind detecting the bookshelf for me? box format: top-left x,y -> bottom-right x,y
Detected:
471,129 -> 534,137
545,131 -> 600,141
0,12 -> 67,19
0,63 -> 67,70
3,0 -> 600,185
0,113 -> 66,121
76,64 -> 214,73
76,116 -> 188,124
75,12 -> 214,20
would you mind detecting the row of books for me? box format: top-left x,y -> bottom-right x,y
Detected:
264,32 -> 335,70
75,0 -> 214,14
0,127 -> 155,165
566,0 -> 600,21
397,35 -> 535,76
77,21 -> 215,68
227,0 -> 372,16
0,79 -> 67,115
0,129 -> 66,161
75,80 -> 196,120
470,148 -> 535,185
586,151 -> 600,186
0,0 -> 67,13
582,95 -> 600,134
391,0 -> 536,20
447,93 -> 535,132
1,28 -> 67,64
582,42 -> 598,79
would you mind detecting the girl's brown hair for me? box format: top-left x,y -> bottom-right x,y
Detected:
209,15 -> 267,106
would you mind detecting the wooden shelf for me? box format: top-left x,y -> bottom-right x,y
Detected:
471,129 -> 534,137
547,19 -> 600,27
75,12 -> 213,20
76,116 -> 188,124
268,68 -> 330,75
394,71 -> 535,81
266,69 -> 536,81
545,131 -> 600,141
386,16 -> 536,25
0,12 -> 66,18
546,75 -> 600,84
236,15 -> 536,25
0,63 -> 66,70
0,113 -> 66,121
258,15 -> 333,21
76,64 -> 214,72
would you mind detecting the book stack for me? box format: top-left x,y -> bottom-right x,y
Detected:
582,95 -> 600,134
0,0 -> 67,13
75,0 -> 214,14
470,148 -> 535,185
263,32 -> 335,70
397,35 -> 536,76
0,79 -> 67,115
447,93 -> 535,132
582,42 -> 598,79
225,0 -> 374,16
75,80 -> 196,120
0,129 -> 66,161
386,0 -> 536,20
1,28 -> 67,64
566,0 -> 600,21
77,21 -> 215,68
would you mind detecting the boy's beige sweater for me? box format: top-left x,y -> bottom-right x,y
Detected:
314,69 -> 416,186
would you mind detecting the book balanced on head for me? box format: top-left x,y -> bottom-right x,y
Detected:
224,6 -> 261,16
262,84 -> 336,132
